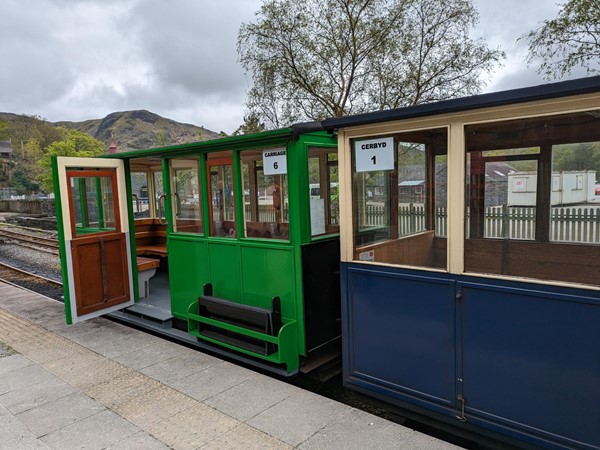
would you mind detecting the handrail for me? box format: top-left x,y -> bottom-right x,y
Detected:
157,194 -> 166,225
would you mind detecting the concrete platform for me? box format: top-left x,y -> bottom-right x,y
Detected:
0,281 -> 462,449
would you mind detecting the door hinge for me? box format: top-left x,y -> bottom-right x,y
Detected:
456,394 -> 467,422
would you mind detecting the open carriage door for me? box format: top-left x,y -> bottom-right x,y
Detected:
53,157 -> 134,324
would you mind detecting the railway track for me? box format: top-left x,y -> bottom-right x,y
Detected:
0,227 -> 59,255
0,261 -> 64,301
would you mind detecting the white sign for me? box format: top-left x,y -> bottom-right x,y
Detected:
513,177 -> 527,192
263,148 -> 287,175
310,198 -> 326,236
358,250 -> 374,261
354,137 -> 394,172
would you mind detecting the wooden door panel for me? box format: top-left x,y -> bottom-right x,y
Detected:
71,232 -> 130,316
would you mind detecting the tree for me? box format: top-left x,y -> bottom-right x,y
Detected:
233,113 -> 266,135
39,129 -> 105,193
553,142 -> 600,174
238,0 -> 504,128
522,0 -> 600,79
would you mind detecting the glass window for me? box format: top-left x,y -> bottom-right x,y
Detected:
208,151 -> 236,238
464,111 -> 600,286
308,148 -> 339,237
241,149 -> 289,239
67,171 -> 118,236
551,142 -> 600,243
465,147 -> 539,240
352,128 -> 448,269
169,157 -> 202,234
131,172 -> 150,218
153,171 -> 166,220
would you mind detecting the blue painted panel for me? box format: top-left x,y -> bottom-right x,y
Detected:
460,282 -> 600,449
345,265 -> 455,406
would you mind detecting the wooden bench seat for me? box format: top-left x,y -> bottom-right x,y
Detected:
134,218 -> 167,258
136,245 -> 168,258
136,256 -> 160,271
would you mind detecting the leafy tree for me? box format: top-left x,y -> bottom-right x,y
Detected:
553,142 -> 600,174
233,113 -> 266,135
39,128 -> 105,193
238,0 -> 504,128
0,120 -> 8,140
11,168 -> 40,194
3,115 -> 65,155
157,129 -> 168,147
522,0 -> 600,79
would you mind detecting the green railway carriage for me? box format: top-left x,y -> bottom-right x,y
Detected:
52,125 -> 341,375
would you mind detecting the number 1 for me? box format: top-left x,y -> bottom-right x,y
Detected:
371,155 -> 376,164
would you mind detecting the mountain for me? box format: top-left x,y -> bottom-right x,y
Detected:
55,110 -> 222,151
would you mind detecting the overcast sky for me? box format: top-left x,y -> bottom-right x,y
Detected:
0,0 -> 587,134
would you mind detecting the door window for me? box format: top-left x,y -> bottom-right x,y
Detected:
169,157 -> 202,234
130,172 -> 150,218
67,170 -> 119,236
308,148 -> 338,237
208,152 -> 236,237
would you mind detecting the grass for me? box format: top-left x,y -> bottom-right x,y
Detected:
0,340 -> 16,357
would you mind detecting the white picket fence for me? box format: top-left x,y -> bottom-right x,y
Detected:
363,203 -> 600,243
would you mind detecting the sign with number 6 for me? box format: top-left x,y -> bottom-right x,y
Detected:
263,148 -> 287,175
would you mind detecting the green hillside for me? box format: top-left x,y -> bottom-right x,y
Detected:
55,109 -> 222,150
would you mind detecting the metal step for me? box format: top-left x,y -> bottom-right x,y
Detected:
125,303 -> 173,328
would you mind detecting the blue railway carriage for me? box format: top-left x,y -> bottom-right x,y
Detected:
322,77 -> 600,449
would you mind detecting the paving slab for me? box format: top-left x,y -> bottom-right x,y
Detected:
78,330 -> 161,359
105,430 -> 170,450
54,317 -> 115,339
168,360 -> 259,402
299,408 -> 461,450
112,338 -> 190,370
145,402 -> 238,450
0,353 -> 33,375
113,383 -> 197,428
139,351 -> 221,384
0,362 -> 53,395
45,355 -> 133,390
17,391 -> 106,437
205,374 -> 300,422
247,390 -> 352,447
40,409 -> 141,450
201,423 -> 293,450
85,370 -> 161,409
0,375 -> 77,415
401,432 -> 466,449
64,323 -> 143,350
0,403 -> 49,450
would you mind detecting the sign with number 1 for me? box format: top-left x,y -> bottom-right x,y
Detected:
354,137 -> 394,172
263,148 -> 287,175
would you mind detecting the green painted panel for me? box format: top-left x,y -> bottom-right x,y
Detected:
206,242 -> 242,301
240,246 -> 296,319
168,237 -> 209,318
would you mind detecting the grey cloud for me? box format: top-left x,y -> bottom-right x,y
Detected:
1,0 -> 592,135
128,0 -> 251,98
